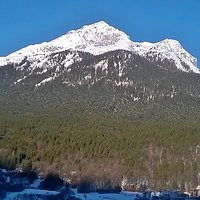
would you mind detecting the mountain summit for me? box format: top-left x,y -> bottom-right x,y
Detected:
0,21 -> 199,73
49,21 -> 134,55
1,22 -> 200,119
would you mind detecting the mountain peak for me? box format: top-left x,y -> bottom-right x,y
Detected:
151,39 -> 199,73
0,21 -> 199,74
159,38 -> 182,49
67,21 -> 112,35
49,21 -> 133,55
84,20 -> 110,28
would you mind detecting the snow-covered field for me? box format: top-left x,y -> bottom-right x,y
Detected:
1,168 -> 141,200
5,189 -> 60,200
4,188 -> 141,200
74,190 -> 142,200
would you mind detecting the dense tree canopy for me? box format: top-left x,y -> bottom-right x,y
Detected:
0,113 -> 199,190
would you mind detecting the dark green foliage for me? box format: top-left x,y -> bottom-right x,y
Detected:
1,50 -> 200,120
77,176 -> 95,193
1,50 -> 200,190
27,171 -> 38,184
40,173 -> 63,191
0,113 -> 199,189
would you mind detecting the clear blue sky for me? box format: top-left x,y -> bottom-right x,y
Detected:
0,0 -> 200,65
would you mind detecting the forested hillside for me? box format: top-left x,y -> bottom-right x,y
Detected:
0,113 -> 199,190
1,22 -> 200,191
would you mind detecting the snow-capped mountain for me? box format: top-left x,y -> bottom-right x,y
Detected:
50,21 -> 134,55
0,21 -> 133,67
133,39 -> 199,73
1,21 -> 200,119
0,21 -> 199,73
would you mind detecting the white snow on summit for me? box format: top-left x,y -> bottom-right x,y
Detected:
150,39 -> 198,73
133,39 -> 199,73
0,21 -> 199,74
49,21 -> 134,55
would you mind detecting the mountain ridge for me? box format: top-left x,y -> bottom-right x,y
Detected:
0,21 -> 199,74
1,22 -> 200,119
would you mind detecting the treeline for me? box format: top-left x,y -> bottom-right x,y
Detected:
0,113 -> 200,190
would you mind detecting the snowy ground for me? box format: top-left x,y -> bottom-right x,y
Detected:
5,189 -> 60,200
4,188 -> 141,200
73,190 -> 142,200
